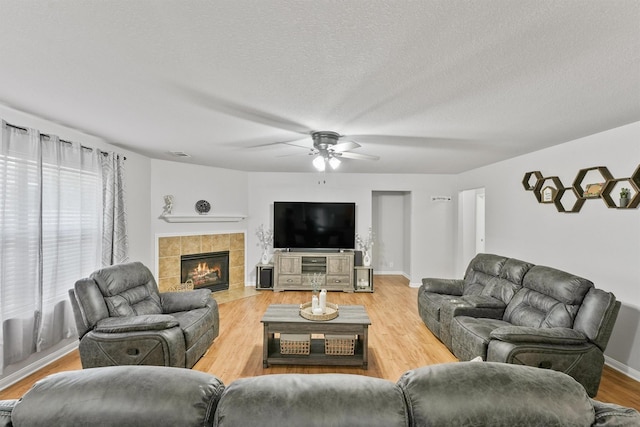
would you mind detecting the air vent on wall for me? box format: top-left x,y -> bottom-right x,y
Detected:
169,151 -> 191,158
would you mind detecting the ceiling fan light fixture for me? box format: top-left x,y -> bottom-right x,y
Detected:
312,155 -> 326,171
328,156 -> 341,170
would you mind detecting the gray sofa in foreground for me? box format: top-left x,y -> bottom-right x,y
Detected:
418,253 -> 621,397
68,261 -> 219,369
1,363 -> 638,426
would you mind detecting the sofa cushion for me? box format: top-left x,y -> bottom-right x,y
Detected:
397,362 -> 595,427
463,254 -> 508,295
91,262 -> 163,317
214,374 -> 409,427
478,258 -> 533,304
11,366 -> 224,427
522,265 -> 593,305
503,288 -> 579,328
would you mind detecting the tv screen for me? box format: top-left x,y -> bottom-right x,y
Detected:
273,202 -> 356,250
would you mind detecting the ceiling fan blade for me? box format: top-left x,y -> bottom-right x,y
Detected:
331,140 -> 361,152
338,151 -> 380,161
345,134 -> 475,149
246,137 -> 310,149
281,138 -> 313,150
276,150 -> 316,158
175,84 -> 310,134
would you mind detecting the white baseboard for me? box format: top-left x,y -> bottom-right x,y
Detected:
605,355 -> 640,382
0,342 -> 78,391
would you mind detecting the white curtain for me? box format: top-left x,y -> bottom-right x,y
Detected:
100,151 -> 129,266
0,120 -> 119,375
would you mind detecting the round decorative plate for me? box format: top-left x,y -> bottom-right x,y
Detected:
195,199 -> 211,214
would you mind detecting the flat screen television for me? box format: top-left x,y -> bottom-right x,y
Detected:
273,202 -> 356,250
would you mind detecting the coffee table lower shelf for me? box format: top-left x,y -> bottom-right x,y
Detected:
265,338 -> 366,368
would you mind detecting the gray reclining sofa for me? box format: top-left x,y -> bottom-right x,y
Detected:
418,253 -> 620,397
1,362 -> 638,426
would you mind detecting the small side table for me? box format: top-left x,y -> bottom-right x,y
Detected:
354,266 -> 374,292
256,264 -> 274,290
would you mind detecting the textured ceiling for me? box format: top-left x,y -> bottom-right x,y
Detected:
1,1 -> 638,173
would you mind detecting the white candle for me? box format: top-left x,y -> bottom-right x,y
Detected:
319,289 -> 327,313
312,295 -> 319,311
312,307 -> 323,315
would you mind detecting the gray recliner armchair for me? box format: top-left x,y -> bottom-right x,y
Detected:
68,261 -> 219,369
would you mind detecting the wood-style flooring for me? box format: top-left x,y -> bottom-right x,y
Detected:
1,275 -> 639,411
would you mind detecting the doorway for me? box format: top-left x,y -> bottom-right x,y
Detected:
371,191 -> 411,276
458,188 -> 485,274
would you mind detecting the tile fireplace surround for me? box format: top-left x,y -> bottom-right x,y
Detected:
157,233 -> 245,293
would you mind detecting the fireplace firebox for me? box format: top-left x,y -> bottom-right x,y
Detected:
180,251 -> 229,292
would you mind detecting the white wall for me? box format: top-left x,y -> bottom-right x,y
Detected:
148,159 -> 249,271
0,105 -> 152,267
456,121 -> 640,376
247,172 -> 457,286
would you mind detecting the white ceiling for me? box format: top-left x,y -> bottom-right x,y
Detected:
1,1 -> 638,174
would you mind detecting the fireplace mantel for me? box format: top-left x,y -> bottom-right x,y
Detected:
160,214 -> 246,223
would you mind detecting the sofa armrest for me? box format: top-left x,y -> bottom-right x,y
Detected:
490,326 -> 588,345
591,399 -> 640,426
161,289 -> 212,313
421,278 -> 464,295
95,315 -> 179,333
0,400 -> 17,427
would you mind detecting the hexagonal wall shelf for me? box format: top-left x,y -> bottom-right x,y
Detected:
572,166 -> 613,204
522,171 -> 543,191
533,176 -> 564,204
601,178 -> 640,209
554,187 -> 585,213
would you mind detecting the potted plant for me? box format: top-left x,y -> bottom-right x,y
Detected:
620,188 -> 631,208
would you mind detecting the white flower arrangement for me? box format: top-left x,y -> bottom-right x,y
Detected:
256,224 -> 273,251
355,226 -> 374,253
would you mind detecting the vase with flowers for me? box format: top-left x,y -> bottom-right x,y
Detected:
355,227 -> 374,267
256,224 -> 273,265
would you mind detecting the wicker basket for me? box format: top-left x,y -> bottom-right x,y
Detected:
280,334 -> 311,355
324,334 -> 356,356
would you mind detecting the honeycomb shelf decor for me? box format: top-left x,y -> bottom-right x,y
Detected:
533,176 -> 564,205
554,187 -> 585,213
523,163 -> 640,213
522,171 -> 544,192
572,166 -> 613,203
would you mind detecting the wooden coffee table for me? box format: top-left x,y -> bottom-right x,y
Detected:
261,304 -> 371,369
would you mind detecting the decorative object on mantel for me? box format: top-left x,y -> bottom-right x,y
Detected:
522,163 -> 640,212
256,224 -> 273,265
195,199 -> 211,215
620,188 -> 630,208
356,227 -> 374,266
162,195 -> 174,215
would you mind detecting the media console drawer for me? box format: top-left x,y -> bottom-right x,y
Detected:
277,275 -> 303,287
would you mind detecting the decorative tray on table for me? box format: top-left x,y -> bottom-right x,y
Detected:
299,302 -> 339,321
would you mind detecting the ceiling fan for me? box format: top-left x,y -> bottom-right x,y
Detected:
284,131 -> 380,171
174,85 -> 381,170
